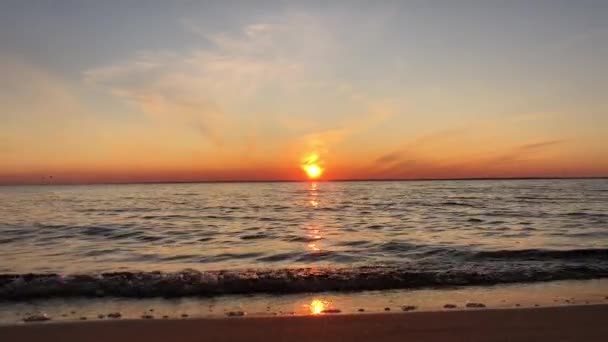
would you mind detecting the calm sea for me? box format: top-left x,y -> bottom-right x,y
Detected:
1,179 -> 607,299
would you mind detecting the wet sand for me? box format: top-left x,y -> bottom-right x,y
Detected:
2,304 -> 607,342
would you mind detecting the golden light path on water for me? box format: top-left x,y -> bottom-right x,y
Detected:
309,182 -> 319,207
306,182 -> 322,252
304,182 -> 328,314
308,299 -> 329,315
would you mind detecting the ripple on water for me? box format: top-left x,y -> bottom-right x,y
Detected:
240,233 -> 271,240
0,179 -> 606,280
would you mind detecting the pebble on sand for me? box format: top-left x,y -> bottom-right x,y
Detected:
465,303 -> 486,308
443,304 -> 457,309
227,311 -> 246,317
142,314 -> 154,319
181,314 -> 189,318
321,309 -> 341,314
23,313 -> 50,323
163,315 -> 169,319
358,308 -> 365,312
108,312 -> 122,319
384,307 -> 391,311
401,305 -> 417,312
98,314 -> 105,319
80,317 -> 87,320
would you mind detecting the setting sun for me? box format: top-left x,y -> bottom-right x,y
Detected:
304,164 -> 323,179
301,153 -> 324,179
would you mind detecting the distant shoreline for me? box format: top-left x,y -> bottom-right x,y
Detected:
1,176 -> 606,187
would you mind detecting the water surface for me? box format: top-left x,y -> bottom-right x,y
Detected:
0,179 -> 607,298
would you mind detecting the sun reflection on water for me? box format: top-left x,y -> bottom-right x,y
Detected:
308,182 -> 319,208
309,299 -> 327,315
304,182 -> 323,252
305,224 -> 323,253
307,243 -> 320,252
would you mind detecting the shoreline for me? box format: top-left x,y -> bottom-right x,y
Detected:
2,278 -> 607,325
2,304 -> 608,341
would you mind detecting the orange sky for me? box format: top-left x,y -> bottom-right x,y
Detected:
1,2 -> 607,184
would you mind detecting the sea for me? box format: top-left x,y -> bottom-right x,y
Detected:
1,179 -> 607,322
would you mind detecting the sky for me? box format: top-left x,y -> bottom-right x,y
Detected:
1,0 -> 607,184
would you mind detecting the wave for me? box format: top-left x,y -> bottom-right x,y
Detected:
564,212 -> 608,218
472,248 -> 608,260
1,263 -> 607,300
440,201 -> 476,207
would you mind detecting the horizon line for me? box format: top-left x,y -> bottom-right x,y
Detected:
1,176 -> 606,187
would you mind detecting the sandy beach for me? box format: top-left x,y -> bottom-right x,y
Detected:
2,304 -> 607,342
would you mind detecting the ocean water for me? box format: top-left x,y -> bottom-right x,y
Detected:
0,179 -> 607,299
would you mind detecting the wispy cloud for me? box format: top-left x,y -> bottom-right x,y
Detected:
367,121 -> 573,179
85,16 -> 393,156
520,139 -> 566,150
375,151 -> 401,164
84,23 -> 303,145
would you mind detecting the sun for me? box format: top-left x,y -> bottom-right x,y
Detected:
304,164 -> 323,179
301,153 -> 324,179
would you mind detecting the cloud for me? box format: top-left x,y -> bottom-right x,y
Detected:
520,139 -> 566,150
245,23 -> 275,38
367,119 -> 572,179
84,31 -> 301,145
479,139 -> 567,167
375,151 -> 401,164
372,128 -> 465,166
85,16 -> 393,156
